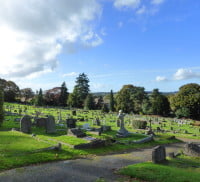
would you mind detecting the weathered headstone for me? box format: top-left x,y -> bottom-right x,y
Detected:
35,118 -> 47,127
46,115 -> 56,134
20,115 -> 32,133
66,119 -> 76,128
184,142 -> 200,157
152,145 -> 166,163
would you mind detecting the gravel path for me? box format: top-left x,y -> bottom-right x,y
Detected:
0,138 -> 199,182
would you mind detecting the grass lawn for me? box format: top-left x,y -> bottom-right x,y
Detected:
119,155 -> 200,182
0,102 -> 196,172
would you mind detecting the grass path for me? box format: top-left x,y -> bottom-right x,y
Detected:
0,138 -> 196,182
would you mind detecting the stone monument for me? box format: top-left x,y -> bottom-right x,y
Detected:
116,110 -> 129,137
20,115 -> 32,133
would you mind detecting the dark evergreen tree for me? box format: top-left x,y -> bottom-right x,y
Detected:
35,88 -> 44,106
0,89 -> 4,126
59,82 -> 69,106
109,90 -> 115,111
84,94 -> 95,110
101,103 -> 109,113
71,73 -> 90,108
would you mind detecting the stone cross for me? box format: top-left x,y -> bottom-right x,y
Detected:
116,110 -> 129,137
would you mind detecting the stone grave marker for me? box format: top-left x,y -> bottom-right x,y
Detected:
68,128 -> 86,138
152,145 -> 166,163
66,118 -> 76,128
20,115 -> 32,133
46,115 -> 56,134
184,143 -> 200,157
35,117 -> 47,127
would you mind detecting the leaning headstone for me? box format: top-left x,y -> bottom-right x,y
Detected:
184,142 -> 200,157
152,145 -> 166,163
46,115 -> 56,134
66,119 -> 76,128
20,115 -> 32,133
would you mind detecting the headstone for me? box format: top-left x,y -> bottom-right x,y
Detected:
184,142 -> 200,157
82,123 -> 90,130
68,128 -> 86,138
74,139 -> 105,149
66,119 -> 76,128
72,110 -> 76,116
152,145 -> 166,163
35,118 -> 47,127
46,115 -> 56,134
20,115 -> 32,133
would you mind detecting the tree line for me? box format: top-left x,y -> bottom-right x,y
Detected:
1,74 -> 200,120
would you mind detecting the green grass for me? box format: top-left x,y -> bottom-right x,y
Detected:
119,156 -> 200,182
0,102 -> 198,172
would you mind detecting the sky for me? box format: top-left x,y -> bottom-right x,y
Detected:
0,0 -> 200,93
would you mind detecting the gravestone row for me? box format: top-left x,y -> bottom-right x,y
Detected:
20,115 -> 56,134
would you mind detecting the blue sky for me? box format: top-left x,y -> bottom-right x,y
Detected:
0,0 -> 200,92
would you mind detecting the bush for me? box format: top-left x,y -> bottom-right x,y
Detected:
132,120 -> 147,129
0,89 -> 4,126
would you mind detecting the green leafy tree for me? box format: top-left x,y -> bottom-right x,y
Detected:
84,93 -> 95,110
59,82 -> 69,106
20,88 -> 34,103
71,73 -> 90,108
0,78 -> 20,102
116,85 -> 147,113
149,89 -> 170,116
170,83 -> 200,119
109,90 -> 115,112
0,89 -> 4,127
35,88 -> 44,106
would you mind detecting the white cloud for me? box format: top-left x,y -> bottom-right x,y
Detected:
114,0 -> 141,9
0,0 -> 102,79
156,76 -> 168,82
136,6 -> 146,14
63,72 -> 79,77
151,0 -> 165,5
173,68 -> 200,80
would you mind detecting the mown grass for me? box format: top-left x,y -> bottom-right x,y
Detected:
119,156 -> 200,182
0,102 -> 197,172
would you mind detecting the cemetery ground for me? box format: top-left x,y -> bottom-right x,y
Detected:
0,102 -> 200,181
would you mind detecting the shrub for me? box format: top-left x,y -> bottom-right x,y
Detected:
132,120 -> 147,129
0,89 -> 4,126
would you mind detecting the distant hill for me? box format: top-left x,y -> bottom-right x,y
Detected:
92,91 -> 177,97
